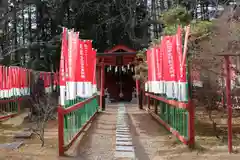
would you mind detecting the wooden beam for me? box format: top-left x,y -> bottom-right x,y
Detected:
96,52 -> 136,57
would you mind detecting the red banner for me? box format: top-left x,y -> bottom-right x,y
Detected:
59,27 -> 68,106
83,41 -> 89,81
71,32 -> 79,83
67,30 -> 75,100
77,39 -> 87,98
83,40 -> 93,97
59,28 -> 67,87
162,36 -> 171,97
151,47 -> 158,93
0,66 -> 2,98
155,47 -> 160,82
86,40 -> 93,83
146,49 -> 152,92
92,49 -> 97,93
146,26 -> 188,101
3,67 -> 7,98
59,27 -> 97,101
11,67 -> 16,96
171,36 -> 179,99
15,67 -> 20,96
69,31 -> 79,99
79,40 -> 86,82
9,67 -> 13,97
23,69 -> 27,95
75,39 -> 80,84
68,30 -> 74,82
159,41 -> 164,94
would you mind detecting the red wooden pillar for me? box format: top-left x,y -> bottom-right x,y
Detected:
58,106 -> 64,156
96,66 -> 101,91
96,66 -> 101,106
221,66 -> 225,108
100,63 -> 105,111
224,55 -> 233,153
147,95 -> 150,109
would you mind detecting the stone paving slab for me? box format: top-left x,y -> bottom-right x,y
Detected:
14,131 -> 33,139
116,131 -> 131,135
116,141 -> 133,146
0,141 -> 23,150
115,151 -> 135,159
116,134 -> 132,138
116,146 -> 135,152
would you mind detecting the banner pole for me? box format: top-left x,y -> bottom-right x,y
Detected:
224,55 -> 233,153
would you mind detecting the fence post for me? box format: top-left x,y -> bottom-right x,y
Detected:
154,98 -> 158,114
224,55 -> 233,153
143,89 -> 146,105
58,106 -> 64,156
17,98 -> 21,114
97,66 -> 101,106
147,95 -> 150,109
100,63 -> 105,111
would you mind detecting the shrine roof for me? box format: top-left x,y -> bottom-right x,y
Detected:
104,44 -> 136,53
97,44 -> 136,57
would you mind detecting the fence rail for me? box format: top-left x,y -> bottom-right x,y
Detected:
0,98 -> 21,120
58,95 -> 99,155
145,93 -> 193,145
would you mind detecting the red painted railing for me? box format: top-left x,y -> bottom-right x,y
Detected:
0,98 -> 21,121
58,95 -> 99,156
145,92 -> 195,147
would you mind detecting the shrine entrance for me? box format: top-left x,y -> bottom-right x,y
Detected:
105,65 -> 135,102
96,45 -> 137,105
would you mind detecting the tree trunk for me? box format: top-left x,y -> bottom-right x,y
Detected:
138,89 -> 143,109
13,0 -> 18,63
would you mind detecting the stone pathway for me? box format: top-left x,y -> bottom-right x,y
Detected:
77,103 -> 176,160
115,103 -> 135,159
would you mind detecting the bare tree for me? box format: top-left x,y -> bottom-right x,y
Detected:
26,72 -> 57,147
30,93 -> 57,147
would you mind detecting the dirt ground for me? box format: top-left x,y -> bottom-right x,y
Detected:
1,105 -> 240,160
150,106 -> 240,159
194,107 -> 240,151
0,116 -> 65,160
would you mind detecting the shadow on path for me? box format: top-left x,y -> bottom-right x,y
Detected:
76,107 -> 117,160
126,104 -> 181,160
